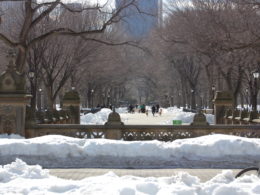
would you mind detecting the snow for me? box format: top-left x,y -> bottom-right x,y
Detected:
81,108 -> 112,124
1,134 -> 260,168
1,159 -> 260,194
163,107 -> 214,124
0,107 -> 257,194
0,133 -> 24,139
81,107 -> 214,125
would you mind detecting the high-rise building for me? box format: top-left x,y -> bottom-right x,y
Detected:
116,0 -> 162,38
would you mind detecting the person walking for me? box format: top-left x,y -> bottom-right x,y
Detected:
156,104 -> 160,113
152,105 -> 156,116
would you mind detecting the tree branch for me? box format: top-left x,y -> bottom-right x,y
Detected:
0,33 -> 23,49
30,0 -> 60,28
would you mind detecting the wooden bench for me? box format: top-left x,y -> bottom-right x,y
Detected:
224,109 -> 232,124
227,109 -> 240,124
251,112 -> 260,124
243,111 -> 258,124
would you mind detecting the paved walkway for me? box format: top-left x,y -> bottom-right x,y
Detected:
120,112 -> 181,125
49,168 -> 242,182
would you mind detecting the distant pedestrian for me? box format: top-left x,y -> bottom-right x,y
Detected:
152,105 -> 156,116
128,104 -> 134,113
156,104 -> 160,113
159,108 -> 162,116
141,104 -> 146,113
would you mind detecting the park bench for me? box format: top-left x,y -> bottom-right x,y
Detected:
35,111 -> 44,124
234,110 -> 248,125
224,109 -> 232,124
226,109 -> 240,124
58,110 -> 66,124
251,112 -> 260,124
53,110 -> 61,124
43,110 -> 55,124
242,111 -> 258,124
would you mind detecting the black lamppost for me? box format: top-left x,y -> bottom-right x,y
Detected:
28,69 -> 35,110
37,88 -> 42,111
178,92 -> 181,108
164,94 -> 168,107
102,93 -> 105,106
28,69 -> 35,93
107,94 -> 110,107
245,88 -> 249,111
211,85 -> 215,109
171,95 -> 174,107
252,71 -> 259,111
191,89 -> 195,110
91,89 -> 94,108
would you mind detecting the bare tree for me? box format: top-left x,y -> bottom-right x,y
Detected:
0,0 -> 146,73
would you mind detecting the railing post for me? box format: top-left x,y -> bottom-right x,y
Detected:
213,91 -> 233,124
0,50 -> 31,137
62,89 -> 80,124
191,110 -> 209,126
105,109 -> 124,140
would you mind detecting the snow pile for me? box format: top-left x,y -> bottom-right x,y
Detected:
81,108 -> 112,124
115,107 -> 128,113
1,159 -> 260,194
163,107 -> 214,124
1,134 -> 260,168
0,159 -> 49,183
80,106 -> 214,125
0,134 -> 24,139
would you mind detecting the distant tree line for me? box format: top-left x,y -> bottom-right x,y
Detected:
146,0 -> 260,109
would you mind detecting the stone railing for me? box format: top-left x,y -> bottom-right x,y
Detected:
35,110 -> 73,124
224,109 -> 260,125
25,124 -> 260,141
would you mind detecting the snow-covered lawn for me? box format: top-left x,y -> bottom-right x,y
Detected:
1,134 -> 260,169
1,159 -> 260,194
81,107 -> 214,125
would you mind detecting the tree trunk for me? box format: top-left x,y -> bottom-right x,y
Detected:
46,87 -> 55,110
16,47 -> 27,73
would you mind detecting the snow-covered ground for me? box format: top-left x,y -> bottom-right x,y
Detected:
1,134 -> 259,169
1,134 -> 260,194
1,159 -> 260,194
1,108 -> 258,194
81,107 -> 214,125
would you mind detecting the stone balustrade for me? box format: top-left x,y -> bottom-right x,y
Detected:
224,109 -> 260,125
34,109 -> 72,124
25,124 -> 260,140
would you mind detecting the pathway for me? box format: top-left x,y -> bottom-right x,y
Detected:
49,168 -> 242,182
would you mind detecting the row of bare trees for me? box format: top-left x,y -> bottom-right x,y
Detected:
1,0 -> 259,110
143,0 -> 260,109
0,0 -> 147,110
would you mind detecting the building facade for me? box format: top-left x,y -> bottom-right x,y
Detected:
116,0 -> 162,38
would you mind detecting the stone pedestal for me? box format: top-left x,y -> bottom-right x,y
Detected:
0,95 -> 31,136
62,89 -> 80,124
213,91 -> 233,124
105,110 -> 124,140
0,50 -> 31,136
191,110 -> 209,126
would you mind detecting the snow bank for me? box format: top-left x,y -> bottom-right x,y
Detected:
0,134 -> 24,139
80,106 -> 214,125
0,159 -> 49,183
115,107 -> 128,113
1,159 -> 260,194
1,134 -> 260,168
163,107 -> 214,124
81,108 -> 112,124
